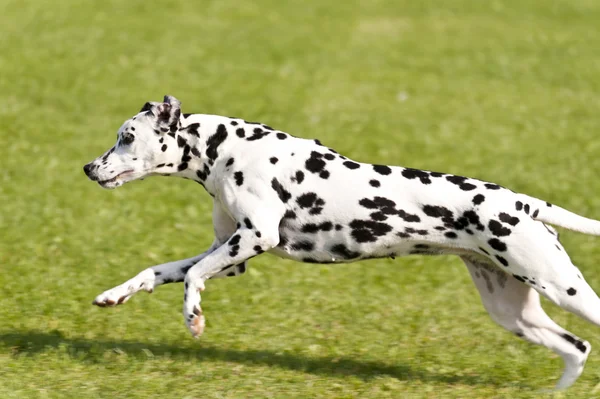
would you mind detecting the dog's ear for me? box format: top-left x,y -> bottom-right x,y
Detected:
141,96 -> 182,131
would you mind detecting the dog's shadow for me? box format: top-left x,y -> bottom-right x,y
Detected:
0,330 -> 524,389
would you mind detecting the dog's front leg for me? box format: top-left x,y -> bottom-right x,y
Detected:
182,184 -> 285,337
92,242 -> 219,307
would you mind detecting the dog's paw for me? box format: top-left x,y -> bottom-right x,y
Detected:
93,269 -> 156,307
183,279 -> 206,338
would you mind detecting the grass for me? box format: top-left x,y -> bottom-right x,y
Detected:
1,0 -> 600,397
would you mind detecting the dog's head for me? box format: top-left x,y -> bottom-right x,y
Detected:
83,95 -> 184,189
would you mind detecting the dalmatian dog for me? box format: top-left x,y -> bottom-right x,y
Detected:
84,95 -> 600,390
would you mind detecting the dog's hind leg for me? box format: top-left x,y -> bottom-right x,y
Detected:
462,255 -> 591,390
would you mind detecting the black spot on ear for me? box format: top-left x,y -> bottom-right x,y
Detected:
567,288 -> 577,296
234,171 -> 244,186
271,178 -> 292,203
373,165 -> 391,175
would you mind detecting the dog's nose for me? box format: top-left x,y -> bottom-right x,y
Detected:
83,163 -> 97,179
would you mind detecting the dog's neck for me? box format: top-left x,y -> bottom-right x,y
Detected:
165,114 -> 235,196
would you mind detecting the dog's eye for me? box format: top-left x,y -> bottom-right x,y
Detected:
122,132 -> 135,145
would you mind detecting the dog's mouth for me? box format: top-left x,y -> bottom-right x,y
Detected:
98,170 -> 134,188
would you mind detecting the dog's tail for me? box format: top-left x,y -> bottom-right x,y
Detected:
520,194 -> 600,236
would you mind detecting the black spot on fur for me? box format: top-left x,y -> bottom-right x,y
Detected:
488,220 -> 512,237
177,135 -> 187,148
191,147 -> 201,157
369,179 -> 380,188
532,209 -> 539,218
236,128 -> 245,138
524,204 -> 530,214
292,170 -> 305,184
291,241 -> 314,251
246,128 -> 270,141
446,175 -> 477,191
206,124 -> 228,161
229,235 -> 241,246
515,201 -> 523,211
161,144 -> 167,152
283,210 -> 297,219
485,183 -> 501,190
255,231 -> 262,238
373,165 -> 392,175
253,245 -> 264,254
324,153 -> 335,161
301,222 -> 333,233
226,158 -> 234,167
488,238 -> 507,252
270,157 -> 279,164
185,123 -> 200,137
444,232 -> 458,239
343,161 -> 360,170
498,213 -> 520,226
567,288 -> 577,296
349,219 -> 393,243
276,133 -> 287,140
271,178 -> 292,203
513,274 -> 526,283
472,194 -> 485,205
230,121 -> 238,126
402,168 -> 431,184
178,163 -> 188,171
546,202 -> 552,207
305,151 -> 328,177
495,255 -> 509,267
561,333 -> 587,353
234,171 -> 244,186
244,218 -> 253,229
331,244 -> 360,259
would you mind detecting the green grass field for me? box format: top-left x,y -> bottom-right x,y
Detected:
2,0 -> 600,397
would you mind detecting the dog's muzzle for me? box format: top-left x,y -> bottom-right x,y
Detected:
83,163 -> 98,181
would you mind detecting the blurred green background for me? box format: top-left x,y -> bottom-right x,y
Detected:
1,0 -> 600,397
